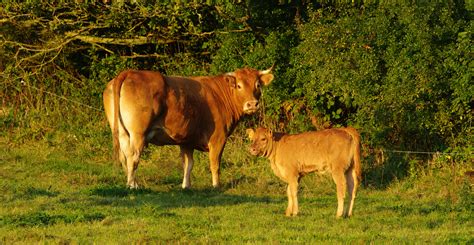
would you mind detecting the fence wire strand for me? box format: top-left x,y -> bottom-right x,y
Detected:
16,80 -> 474,158
20,80 -> 103,112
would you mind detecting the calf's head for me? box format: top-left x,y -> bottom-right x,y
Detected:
226,67 -> 274,114
246,127 -> 273,156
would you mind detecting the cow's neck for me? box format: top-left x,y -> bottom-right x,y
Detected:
211,77 -> 244,130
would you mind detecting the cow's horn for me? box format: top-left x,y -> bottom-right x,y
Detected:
259,64 -> 275,75
226,72 -> 236,76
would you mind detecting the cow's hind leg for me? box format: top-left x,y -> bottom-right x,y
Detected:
332,171 -> 347,218
180,146 -> 194,189
118,128 -> 131,180
118,149 -> 127,173
123,133 -> 145,189
345,166 -> 359,217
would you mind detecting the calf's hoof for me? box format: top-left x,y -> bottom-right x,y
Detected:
285,209 -> 298,217
336,214 -> 349,219
127,181 -> 139,189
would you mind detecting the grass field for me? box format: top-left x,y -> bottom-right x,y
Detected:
0,129 -> 472,243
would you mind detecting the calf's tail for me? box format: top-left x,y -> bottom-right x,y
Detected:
344,127 -> 362,181
112,71 -> 129,161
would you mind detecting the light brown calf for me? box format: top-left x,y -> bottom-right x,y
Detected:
247,127 -> 361,217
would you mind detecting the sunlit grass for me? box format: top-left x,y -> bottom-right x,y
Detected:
0,135 -> 472,243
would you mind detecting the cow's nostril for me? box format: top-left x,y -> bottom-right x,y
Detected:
246,101 -> 258,108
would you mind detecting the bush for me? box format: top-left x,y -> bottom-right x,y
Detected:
1,1 -> 471,187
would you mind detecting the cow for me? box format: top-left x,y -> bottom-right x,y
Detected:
246,127 -> 361,218
103,67 -> 274,189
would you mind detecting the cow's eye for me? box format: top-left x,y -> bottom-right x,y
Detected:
261,138 -> 266,142
255,82 -> 260,89
237,84 -> 242,89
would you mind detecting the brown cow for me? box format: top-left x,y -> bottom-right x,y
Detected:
103,67 -> 274,189
246,127 -> 361,217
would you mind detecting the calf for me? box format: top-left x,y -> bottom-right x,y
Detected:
246,127 -> 361,217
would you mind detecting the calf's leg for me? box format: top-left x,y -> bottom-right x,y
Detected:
285,180 -> 299,216
346,167 -> 359,217
332,172 -> 347,218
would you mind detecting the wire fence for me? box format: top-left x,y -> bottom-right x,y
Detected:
20,80 -> 103,112
16,80 -> 474,158
384,149 -> 473,157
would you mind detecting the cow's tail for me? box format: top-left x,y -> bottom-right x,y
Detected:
112,71 -> 129,162
344,127 -> 362,181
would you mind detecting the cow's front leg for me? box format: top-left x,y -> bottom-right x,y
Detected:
180,146 -> 194,189
208,141 -> 225,188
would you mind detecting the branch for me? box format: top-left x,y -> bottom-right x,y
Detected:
120,51 -> 210,59
66,32 -> 177,46
184,27 -> 252,37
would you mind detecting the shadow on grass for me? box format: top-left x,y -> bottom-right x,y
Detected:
87,184 -> 276,209
14,186 -> 60,200
2,211 -> 105,227
362,152 -> 412,189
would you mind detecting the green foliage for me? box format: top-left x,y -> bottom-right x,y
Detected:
1,1 -> 472,190
283,2 -> 472,151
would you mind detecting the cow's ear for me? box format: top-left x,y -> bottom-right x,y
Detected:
259,74 -> 274,86
246,128 -> 255,140
225,74 -> 237,88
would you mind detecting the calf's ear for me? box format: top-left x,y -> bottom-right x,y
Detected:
246,128 -> 255,139
267,130 -> 273,138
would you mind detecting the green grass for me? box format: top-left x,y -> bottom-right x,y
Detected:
0,134 -> 472,244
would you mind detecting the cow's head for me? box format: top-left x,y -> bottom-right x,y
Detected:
226,66 -> 274,114
246,127 -> 273,156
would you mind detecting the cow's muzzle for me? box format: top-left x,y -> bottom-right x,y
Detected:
243,100 -> 259,114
